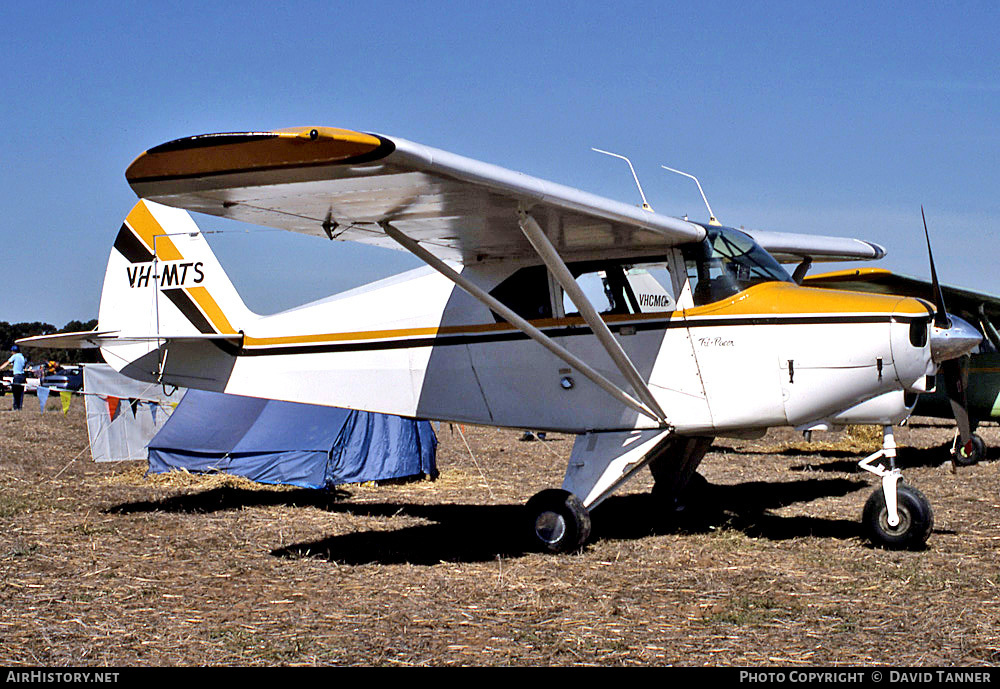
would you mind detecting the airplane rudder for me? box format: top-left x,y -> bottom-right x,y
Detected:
99,199 -> 252,339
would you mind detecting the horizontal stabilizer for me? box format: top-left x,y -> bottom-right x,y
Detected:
18,331 -> 242,350
17,330 -> 113,349
100,333 -> 243,344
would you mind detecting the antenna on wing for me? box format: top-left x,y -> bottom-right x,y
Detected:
591,148 -> 653,212
661,166 -> 720,226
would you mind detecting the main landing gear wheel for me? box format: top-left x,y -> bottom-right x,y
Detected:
862,483 -> 934,551
652,471 -> 709,513
526,489 -> 591,553
954,434 -> 986,467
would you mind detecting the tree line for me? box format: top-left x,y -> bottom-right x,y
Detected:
1,320 -> 102,364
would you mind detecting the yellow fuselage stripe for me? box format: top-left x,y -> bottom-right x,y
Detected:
682,282 -> 926,317
240,282 -> 923,348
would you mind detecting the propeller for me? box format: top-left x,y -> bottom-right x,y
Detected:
922,206 -> 949,331
922,207 -> 983,465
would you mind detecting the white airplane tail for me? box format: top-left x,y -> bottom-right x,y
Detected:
97,199 -> 255,374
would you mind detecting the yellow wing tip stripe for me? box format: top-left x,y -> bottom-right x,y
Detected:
273,126 -> 382,146
126,127 -> 385,183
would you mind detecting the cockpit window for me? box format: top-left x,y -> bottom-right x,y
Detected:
563,264 -> 645,316
488,257 -> 678,323
682,227 -> 792,306
488,265 -> 552,322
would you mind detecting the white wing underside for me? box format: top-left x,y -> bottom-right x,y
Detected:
125,127 -> 885,265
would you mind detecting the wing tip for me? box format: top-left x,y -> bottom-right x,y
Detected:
865,241 -> 887,260
125,127 -> 395,188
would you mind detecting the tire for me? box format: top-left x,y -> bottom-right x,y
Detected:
954,434 -> 986,466
526,489 -> 591,553
862,483 -> 934,550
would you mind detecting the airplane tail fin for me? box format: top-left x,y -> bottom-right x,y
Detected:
98,199 -> 255,373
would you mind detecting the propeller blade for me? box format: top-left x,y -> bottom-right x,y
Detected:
942,355 -> 973,445
922,206 -> 950,329
921,206 -> 981,463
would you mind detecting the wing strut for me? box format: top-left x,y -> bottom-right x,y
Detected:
378,221 -> 665,425
518,210 -> 669,424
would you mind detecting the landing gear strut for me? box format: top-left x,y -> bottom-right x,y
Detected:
858,425 -> 934,550
524,430 -> 716,552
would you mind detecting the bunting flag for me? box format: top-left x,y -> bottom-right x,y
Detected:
37,386 -> 50,412
60,391 -> 72,414
129,398 -> 140,418
106,395 -> 120,421
150,402 -> 158,425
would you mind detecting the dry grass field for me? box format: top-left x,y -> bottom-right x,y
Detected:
2,399 -> 999,666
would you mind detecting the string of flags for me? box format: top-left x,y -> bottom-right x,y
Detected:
35,385 -> 179,417
34,386 -> 75,414
99,394 -> 178,422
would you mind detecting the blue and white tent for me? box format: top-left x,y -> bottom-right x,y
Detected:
147,390 -> 437,488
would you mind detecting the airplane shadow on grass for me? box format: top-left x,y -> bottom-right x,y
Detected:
786,441 -> 985,473
107,475 -> 869,565
108,487 -> 354,515
274,477 -> 869,565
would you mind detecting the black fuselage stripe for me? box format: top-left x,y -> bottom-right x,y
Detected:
114,224 -> 154,263
236,313 -> 927,357
160,288 -> 215,334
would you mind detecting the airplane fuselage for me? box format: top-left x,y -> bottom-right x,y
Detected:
101,220 -> 936,436
216,267 -> 933,434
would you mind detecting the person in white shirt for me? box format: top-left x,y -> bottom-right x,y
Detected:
2,345 -> 28,411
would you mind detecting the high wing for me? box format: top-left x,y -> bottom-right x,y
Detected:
125,126 -> 884,264
125,127 -> 706,263
745,229 -> 886,264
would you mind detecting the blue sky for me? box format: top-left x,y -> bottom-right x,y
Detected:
1,1 -> 997,326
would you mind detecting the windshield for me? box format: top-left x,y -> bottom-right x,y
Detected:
682,227 -> 792,306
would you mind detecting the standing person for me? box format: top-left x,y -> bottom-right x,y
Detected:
1,345 -> 27,411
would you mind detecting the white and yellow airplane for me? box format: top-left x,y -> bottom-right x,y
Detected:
26,127 -> 982,552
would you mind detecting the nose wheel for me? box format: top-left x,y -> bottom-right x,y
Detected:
862,482 -> 934,550
526,489 -> 591,553
858,425 -> 934,550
